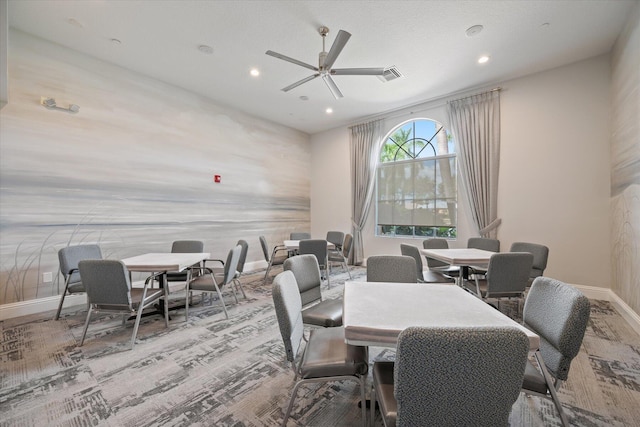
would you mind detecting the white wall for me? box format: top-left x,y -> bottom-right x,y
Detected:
311,54 -> 612,288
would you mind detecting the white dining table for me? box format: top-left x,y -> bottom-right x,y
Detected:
283,240 -> 335,250
121,252 -> 210,274
122,252 -> 210,317
342,281 -> 539,351
420,248 -> 495,286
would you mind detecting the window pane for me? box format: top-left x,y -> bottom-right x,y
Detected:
376,119 -> 457,238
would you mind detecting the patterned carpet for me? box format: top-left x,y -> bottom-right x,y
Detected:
1,266 -> 639,427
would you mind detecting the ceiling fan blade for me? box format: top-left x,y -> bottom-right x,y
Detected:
266,50 -> 318,72
282,74 -> 320,92
322,30 -> 351,70
322,74 -> 344,99
331,67 -> 386,76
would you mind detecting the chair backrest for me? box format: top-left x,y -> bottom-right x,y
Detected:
235,239 -> 249,273
171,240 -> 204,253
510,242 -> 549,279
395,326 -> 529,426
467,237 -> 500,252
221,245 -> 242,286
290,232 -> 311,240
484,252 -> 533,297
523,277 -> 590,381
259,235 -> 270,262
400,244 -> 424,280
326,231 -> 345,249
299,239 -> 328,268
58,244 -> 103,286
342,233 -> 353,258
78,260 -> 131,308
422,238 -> 450,268
272,270 -> 305,363
283,254 -> 322,306
366,255 -> 418,283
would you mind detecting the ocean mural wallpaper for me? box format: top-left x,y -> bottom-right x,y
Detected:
0,31 -> 310,306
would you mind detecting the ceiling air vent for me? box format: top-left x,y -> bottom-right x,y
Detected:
377,66 -> 403,82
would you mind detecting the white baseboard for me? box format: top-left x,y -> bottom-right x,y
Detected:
0,260 -> 270,320
572,284 -> 640,336
0,294 -> 87,320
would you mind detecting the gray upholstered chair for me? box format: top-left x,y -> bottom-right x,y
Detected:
422,238 -> 459,277
328,233 -> 352,279
463,252 -> 533,311
55,244 -> 103,320
370,326 -> 529,427
260,235 -> 288,282
185,245 -> 243,321
284,254 -> 342,327
400,243 -> 454,283
366,255 -> 418,283
467,237 -> 501,252
166,239 -> 204,283
78,259 -> 169,350
510,242 -> 549,283
272,270 -> 368,426
521,277 -> 590,427
467,237 -> 501,278
326,230 -> 345,251
299,239 -> 331,288
211,239 -> 248,299
289,232 -> 311,240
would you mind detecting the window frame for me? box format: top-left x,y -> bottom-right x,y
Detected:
375,118 -> 457,239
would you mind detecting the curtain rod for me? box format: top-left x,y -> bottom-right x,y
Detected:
448,87 -> 502,103
348,85 -> 503,127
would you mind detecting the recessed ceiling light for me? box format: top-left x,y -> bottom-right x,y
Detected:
465,25 -> 483,38
250,68 -> 260,77
478,55 -> 490,64
198,44 -> 214,54
325,108 -> 333,114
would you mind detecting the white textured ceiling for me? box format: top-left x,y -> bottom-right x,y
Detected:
7,0 -> 636,134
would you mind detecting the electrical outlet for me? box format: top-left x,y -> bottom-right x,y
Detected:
43,272 -> 53,283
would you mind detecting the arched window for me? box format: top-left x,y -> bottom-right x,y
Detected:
376,119 -> 457,238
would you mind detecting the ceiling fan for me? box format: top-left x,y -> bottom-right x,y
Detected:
266,26 -> 400,99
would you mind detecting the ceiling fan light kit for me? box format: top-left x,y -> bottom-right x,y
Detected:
266,26 -> 400,99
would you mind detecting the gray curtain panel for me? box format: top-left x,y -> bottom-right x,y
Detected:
447,90 -> 502,238
349,120 -> 383,265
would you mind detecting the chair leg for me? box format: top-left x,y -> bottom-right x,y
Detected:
264,260 -> 273,282
370,385 -> 376,427
359,376 -> 366,427
130,302 -> 146,350
343,260 -> 352,279
282,380 -> 303,427
234,277 -> 247,299
213,282 -> 229,319
54,277 -> 73,320
79,305 -> 93,346
185,286 -> 190,322
535,351 -> 570,427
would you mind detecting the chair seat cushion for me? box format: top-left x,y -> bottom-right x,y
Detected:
302,298 -> 343,327
67,282 -> 85,293
522,360 -> 548,395
421,270 -> 455,284
373,361 -> 397,427
188,274 -> 218,291
301,326 -> 368,379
